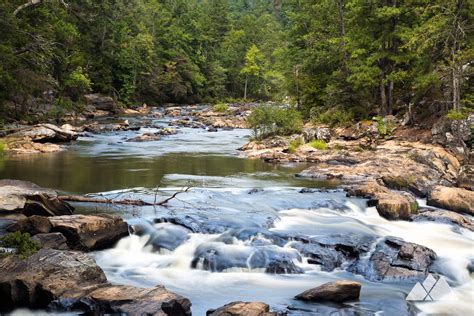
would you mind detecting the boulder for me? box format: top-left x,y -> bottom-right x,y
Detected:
412,210 -> 473,231
427,186 -> 474,215
207,301 -> 271,316
7,215 -> 52,234
83,94 -> 118,113
457,165 -> 474,191
0,180 -> 74,217
48,214 -> 129,251
0,249 -> 107,309
347,181 -> 417,220
295,280 -> 361,303
303,127 -> 331,143
63,285 -> 192,316
349,237 -> 436,281
31,233 -> 68,250
0,249 -> 191,315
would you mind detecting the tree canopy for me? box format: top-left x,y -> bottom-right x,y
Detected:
0,0 -> 472,122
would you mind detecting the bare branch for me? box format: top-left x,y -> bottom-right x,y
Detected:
58,187 -> 192,207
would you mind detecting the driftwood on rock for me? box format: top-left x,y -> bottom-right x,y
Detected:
58,187 -> 191,207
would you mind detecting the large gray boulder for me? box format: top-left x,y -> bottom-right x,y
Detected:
84,93 -> 118,113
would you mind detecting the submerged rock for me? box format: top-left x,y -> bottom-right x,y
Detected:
427,186 -> 474,215
349,237 -> 436,281
207,301 -> 271,316
126,132 -> 162,142
191,242 -> 302,274
295,280 -> 361,303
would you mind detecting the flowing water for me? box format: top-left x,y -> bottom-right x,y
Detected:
1,114 -> 472,315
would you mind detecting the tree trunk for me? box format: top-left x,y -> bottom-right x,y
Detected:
387,80 -> 394,115
380,78 -> 387,116
452,66 -> 461,112
244,76 -> 248,100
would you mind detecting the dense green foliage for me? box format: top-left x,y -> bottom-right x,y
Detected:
0,232 -> 39,259
0,0 -> 472,122
247,104 -> 303,139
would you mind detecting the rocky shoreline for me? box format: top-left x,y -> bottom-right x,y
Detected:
240,114 -> 474,223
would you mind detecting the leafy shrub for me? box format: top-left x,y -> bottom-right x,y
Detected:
0,232 -> 39,259
288,137 -> 304,153
446,109 -> 465,120
247,104 -> 303,140
311,108 -> 353,127
212,103 -> 229,113
372,116 -> 393,138
64,67 -> 92,101
309,140 -> 328,150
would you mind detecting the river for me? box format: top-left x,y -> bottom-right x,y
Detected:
1,114 -> 472,315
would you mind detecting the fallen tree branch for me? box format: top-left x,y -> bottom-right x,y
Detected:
58,187 -> 191,207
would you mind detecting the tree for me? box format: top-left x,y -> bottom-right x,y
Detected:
240,44 -> 265,99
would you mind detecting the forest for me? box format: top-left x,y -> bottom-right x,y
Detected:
0,0 -> 472,124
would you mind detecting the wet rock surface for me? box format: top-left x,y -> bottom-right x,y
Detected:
346,181 -> 417,220
349,237 -> 436,281
412,209 -> 474,231
295,280 -> 361,303
207,301 -> 272,316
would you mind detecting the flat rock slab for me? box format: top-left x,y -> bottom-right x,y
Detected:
0,180 -> 73,216
412,210 -> 473,231
0,249 -> 191,315
7,124 -> 78,143
427,186 -> 474,215
295,280 -> 361,303
207,301 -> 272,316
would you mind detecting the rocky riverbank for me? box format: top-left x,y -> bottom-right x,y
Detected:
240,114 -> 473,223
